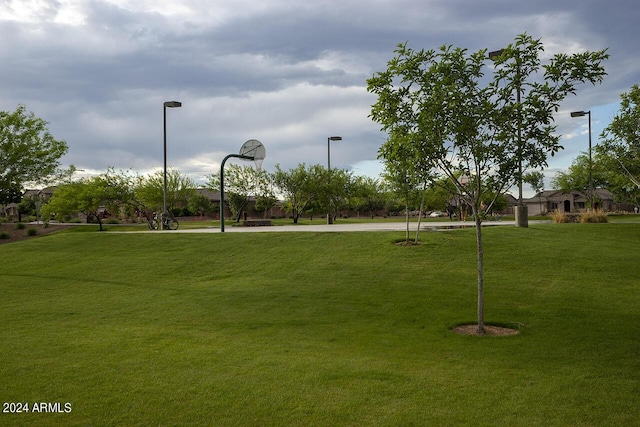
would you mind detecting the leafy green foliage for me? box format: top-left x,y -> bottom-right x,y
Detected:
597,84 -> 640,204
135,168 -> 196,213
41,168 -> 136,231
368,33 -> 608,333
273,163 -> 326,223
0,105 -> 70,203
552,152 -> 607,194
208,164 -> 273,222
523,170 -> 544,195
188,193 -> 217,218
348,176 -> 386,218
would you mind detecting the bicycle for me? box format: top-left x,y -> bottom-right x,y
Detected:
162,212 -> 179,230
148,212 -> 179,230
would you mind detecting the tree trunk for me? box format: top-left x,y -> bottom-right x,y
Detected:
473,207 -> 485,334
415,188 -> 426,243
404,202 -> 410,243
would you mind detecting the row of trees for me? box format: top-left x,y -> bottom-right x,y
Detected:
209,163 -> 393,224
40,168 -> 209,231
0,103 -> 503,232
35,161 -> 482,231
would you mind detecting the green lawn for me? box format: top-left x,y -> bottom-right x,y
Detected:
1,224 -> 639,425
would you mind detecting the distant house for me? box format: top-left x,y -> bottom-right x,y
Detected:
2,187 -> 56,220
522,188 -> 632,215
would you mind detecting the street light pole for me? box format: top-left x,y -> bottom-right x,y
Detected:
489,47 -> 528,227
163,101 -> 182,229
327,136 -> 342,224
571,110 -> 593,209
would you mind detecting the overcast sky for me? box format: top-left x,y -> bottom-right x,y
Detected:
1,0 -> 637,194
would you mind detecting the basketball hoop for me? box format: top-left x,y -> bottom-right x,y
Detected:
219,139 -> 266,232
239,139 -> 266,171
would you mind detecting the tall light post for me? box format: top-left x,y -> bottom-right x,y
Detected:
327,136 -> 342,224
571,110 -> 593,209
163,101 -> 182,229
489,47 -> 528,227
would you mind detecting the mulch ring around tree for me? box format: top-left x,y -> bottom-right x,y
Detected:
451,324 -> 520,336
0,223 -> 74,245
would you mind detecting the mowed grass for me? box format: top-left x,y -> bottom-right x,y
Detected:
1,224 -> 639,426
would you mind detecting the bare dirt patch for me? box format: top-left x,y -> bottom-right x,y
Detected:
0,223 -> 74,245
451,324 -> 519,336
393,240 -> 421,246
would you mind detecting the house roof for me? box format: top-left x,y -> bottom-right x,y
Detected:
196,188 -> 221,201
524,188 -> 614,204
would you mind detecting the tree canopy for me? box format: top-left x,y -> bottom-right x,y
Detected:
136,168 -> 196,215
596,84 -> 640,204
42,169 -> 134,231
273,163 -> 325,224
207,163 -> 272,222
0,105 -> 69,204
367,33 -> 608,333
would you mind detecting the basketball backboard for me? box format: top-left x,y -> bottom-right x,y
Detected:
239,139 -> 266,160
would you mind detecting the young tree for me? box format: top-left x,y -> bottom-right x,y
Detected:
349,176 -> 386,219
136,168 -> 196,216
255,194 -> 278,219
207,164 -> 271,222
368,34 -> 607,334
326,168 -> 352,223
273,163 -> 324,224
188,193 -> 217,219
380,151 -> 422,243
41,169 -> 134,231
0,105 -> 70,204
379,134 -> 437,243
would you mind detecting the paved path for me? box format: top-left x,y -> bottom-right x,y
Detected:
163,220 -> 548,233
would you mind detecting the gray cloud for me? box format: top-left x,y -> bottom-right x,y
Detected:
0,0 -> 637,188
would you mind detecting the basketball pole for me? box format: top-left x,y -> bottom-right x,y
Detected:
219,153 -> 255,233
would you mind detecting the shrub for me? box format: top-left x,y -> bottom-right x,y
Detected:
15,222 -> 26,230
0,231 -> 9,239
550,210 -> 571,223
580,210 -> 608,223
27,228 -> 38,236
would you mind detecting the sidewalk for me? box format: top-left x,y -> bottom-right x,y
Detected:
165,220 -> 547,233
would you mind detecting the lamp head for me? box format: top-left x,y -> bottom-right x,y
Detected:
571,111 -> 587,117
329,136 -> 342,141
488,49 -> 505,60
164,101 -> 182,108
